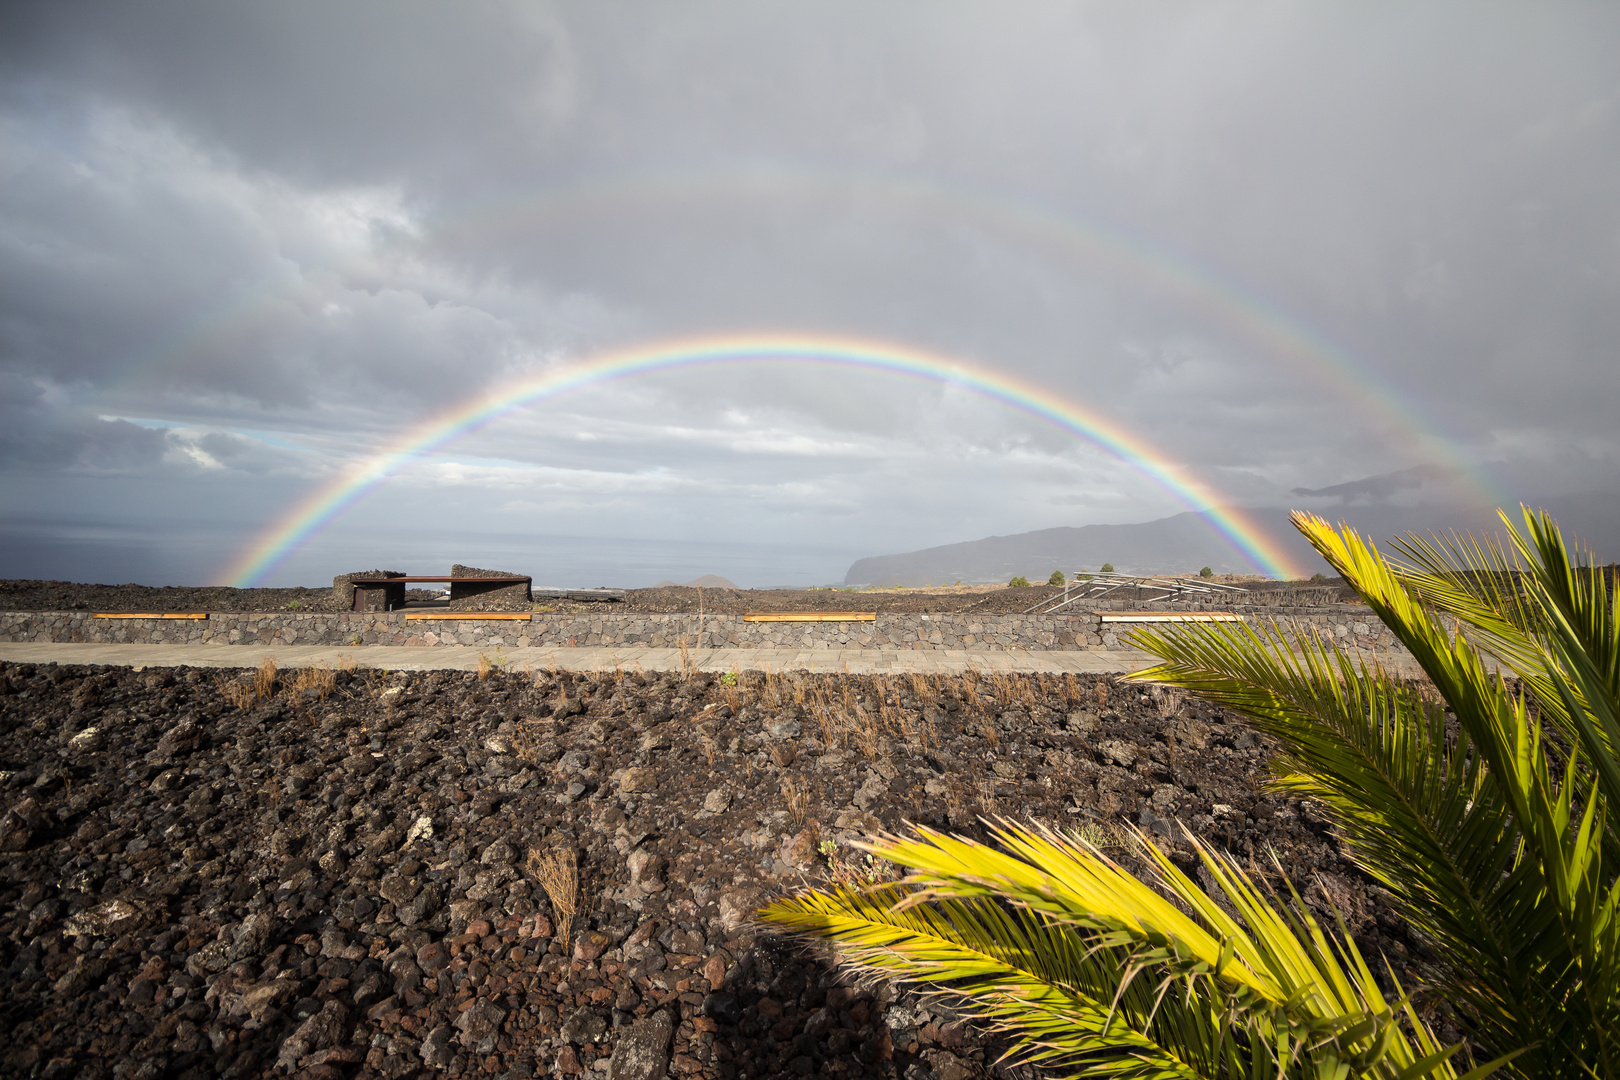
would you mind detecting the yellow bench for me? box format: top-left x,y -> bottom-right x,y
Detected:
401,612 -> 533,621
741,612 -> 877,622
1099,612 -> 1242,623
92,613 -> 208,619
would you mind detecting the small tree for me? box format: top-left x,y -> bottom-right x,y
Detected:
1199,566 -> 1213,578
1008,575 -> 1031,588
1311,572 -> 1328,582
1100,562 -> 1115,573
1048,570 -> 1065,586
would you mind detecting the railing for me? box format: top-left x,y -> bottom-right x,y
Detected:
1024,573 -> 1248,615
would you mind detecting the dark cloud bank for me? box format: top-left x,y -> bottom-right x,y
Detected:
2,3 -> 1617,586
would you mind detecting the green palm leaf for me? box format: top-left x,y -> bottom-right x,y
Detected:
761,820 -> 1485,1079
1394,509 -> 1620,866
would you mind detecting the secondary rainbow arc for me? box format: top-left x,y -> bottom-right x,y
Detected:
220,334 -> 1307,587
120,167 -> 1496,513
419,165 -> 1501,505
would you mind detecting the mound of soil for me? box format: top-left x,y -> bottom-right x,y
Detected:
0,661 -> 1421,1079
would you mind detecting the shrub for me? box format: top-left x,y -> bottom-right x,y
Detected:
1199,566 -> 1213,578
1311,571 -> 1328,581
1100,562 -> 1115,573
1008,576 -> 1031,588
1048,570 -> 1065,586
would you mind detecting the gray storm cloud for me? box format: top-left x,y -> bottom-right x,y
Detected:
1,2 -> 1616,585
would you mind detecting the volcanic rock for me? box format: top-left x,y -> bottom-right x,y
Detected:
0,658 -> 1405,1080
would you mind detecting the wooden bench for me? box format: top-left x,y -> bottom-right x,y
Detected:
350,576 -> 531,612
402,612 -> 533,621
741,612 -> 877,622
1099,612 -> 1242,623
92,613 -> 208,620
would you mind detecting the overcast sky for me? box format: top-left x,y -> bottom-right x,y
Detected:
2,2 -> 1617,587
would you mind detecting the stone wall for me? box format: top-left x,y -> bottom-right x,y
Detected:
0,613 -> 528,649
1,607 -> 1422,661
446,564 -> 532,611
332,570 -> 407,611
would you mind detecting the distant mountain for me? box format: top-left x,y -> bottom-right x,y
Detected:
845,513 -> 1283,586
844,492 -> 1620,586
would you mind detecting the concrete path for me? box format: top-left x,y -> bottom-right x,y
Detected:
0,642 -> 1162,675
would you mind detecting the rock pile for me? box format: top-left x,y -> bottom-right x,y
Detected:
0,661 -> 1412,1079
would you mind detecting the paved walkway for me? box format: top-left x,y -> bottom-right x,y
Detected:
0,642 -> 1162,675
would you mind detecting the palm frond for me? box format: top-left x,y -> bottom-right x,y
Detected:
1393,508 -> 1620,844
1124,617 -> 1541,1057
1128,511 -> 1620,1078
761,820 -> 1474,1079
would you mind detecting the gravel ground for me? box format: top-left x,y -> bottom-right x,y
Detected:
0,660 -> 1420,1080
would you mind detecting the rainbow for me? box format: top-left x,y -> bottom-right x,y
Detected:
126,166 -> 1500,511
220,333 -> 1308,586
409,165 -> 1501,505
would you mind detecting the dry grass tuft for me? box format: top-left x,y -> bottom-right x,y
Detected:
811,699 -> 840,749
1151,685 -> 1185,719
254,655 -> 278,701
1071,820 -> 1132,852
985,669 -> 1010,705
977,711 -> 1001,749
782,776 -> 809,829
908,670 -> 931,702
526,847 -> 578,944
289,664 -> 337,701
759,668 -> 786,708
511,722 -> 549,765
222,653 -> 284,710
914,710 -> 934,751
221,674 -> 257,711
851,719 -> 884,762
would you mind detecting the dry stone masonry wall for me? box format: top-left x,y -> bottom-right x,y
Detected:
1,609 -> 1414,658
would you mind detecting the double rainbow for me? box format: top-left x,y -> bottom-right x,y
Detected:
220,333 -> 1307,586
